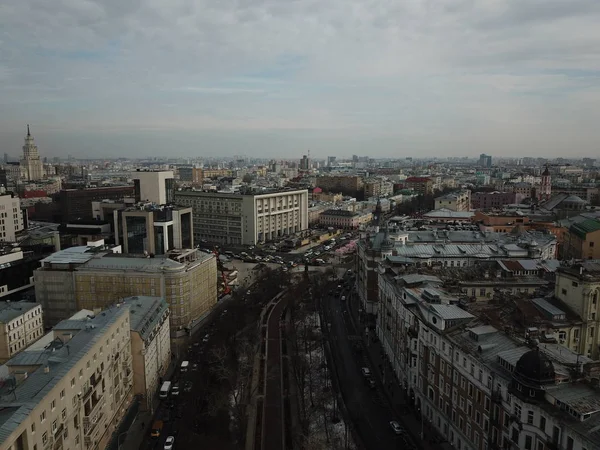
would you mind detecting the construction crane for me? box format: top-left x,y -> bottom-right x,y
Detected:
212,246 -> 232,296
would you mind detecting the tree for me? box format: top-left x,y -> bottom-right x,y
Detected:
242,173 -> 255,183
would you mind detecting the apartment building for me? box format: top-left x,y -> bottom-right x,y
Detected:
357,226 -> 557,315
35,247 -> 217,335
404,177 -> 434,195
554,261 -> 600,359
377,271 -> 600,450
0,306 -> 133,450
434,190 -> 471,212
0,194 -> 25,241
364,179 -> 394,198
178,167 -> 233,185
0,245 -> 46,301
0,301 -> 43,363
123,296 -> 171,412
471,192 -> 518,210
315,175 -> 364,196
174,189 -> 309,245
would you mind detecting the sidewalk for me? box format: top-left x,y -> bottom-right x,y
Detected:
347,291 -> 445,450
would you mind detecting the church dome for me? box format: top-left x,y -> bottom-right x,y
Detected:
563,195 -> 585,204
513,349 -> 555,389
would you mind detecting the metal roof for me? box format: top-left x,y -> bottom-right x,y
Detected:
40,246 -> 97,265
0,306 -> 129,444
123,296 -> 169,342
0,302 -> 39,324
429,304 -> 474,320
532,298 -> 566,320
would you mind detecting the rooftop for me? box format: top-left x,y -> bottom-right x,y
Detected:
0,302 -> 39,324
321,209 -> 358,217
122,296 -> 169,342
570,219 -> 600,239
0,306 -> 129,443
423,209 -> 474,219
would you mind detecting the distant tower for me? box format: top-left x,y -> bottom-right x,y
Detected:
539,165 -> 551,202
20,125 -> 44,181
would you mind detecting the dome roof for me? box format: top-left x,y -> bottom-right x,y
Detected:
563,195 -> 585,204
513,349 -> 555,387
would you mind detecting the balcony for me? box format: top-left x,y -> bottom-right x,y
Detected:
407,325 -> 419,339
83,398 -> 105,430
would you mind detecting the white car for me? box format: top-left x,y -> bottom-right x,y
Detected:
202,334 -> 209,343
361,367 -> 371,377
171,384 -> 180,396
164,436 -> 175,450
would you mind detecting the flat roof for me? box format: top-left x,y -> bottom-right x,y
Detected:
123,296 -> 169,341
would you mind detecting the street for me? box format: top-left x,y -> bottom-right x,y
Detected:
321,287 -> 415,450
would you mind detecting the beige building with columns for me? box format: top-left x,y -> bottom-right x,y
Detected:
0,302 -> 44,363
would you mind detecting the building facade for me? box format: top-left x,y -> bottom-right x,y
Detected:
0,194 -> 25,241
471,192 -> 517,210
35,248 -> 217,335
57,186 -> 135,222
0,306 -> 134,450
315,175 -> 364,196
404,177 -> 434,195
319,209 -> 373,229
538,166 -> 552,202
554,261 -> 600,359
19,126 -> 44,182
0,301 -> 43,363
123,296 -> 171,412
114,205 -> 193,254
0,246 -> 45,301
563,220 -> 600,260
434,190 -> 472,212
377,272 -> 600,450
174,189 -> 309,245
131,170 -> 174,205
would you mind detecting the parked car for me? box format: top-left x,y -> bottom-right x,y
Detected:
389,421 -> 404,435
164,436 -> 175,450
171,384 -> 180,396
361,367 -> 371,377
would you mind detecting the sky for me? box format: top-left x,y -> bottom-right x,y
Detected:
1,0 -> 600,159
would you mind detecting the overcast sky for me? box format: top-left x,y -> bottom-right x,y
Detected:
1,0 -> 600,159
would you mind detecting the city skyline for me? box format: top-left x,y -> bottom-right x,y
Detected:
1,0 -> 600,158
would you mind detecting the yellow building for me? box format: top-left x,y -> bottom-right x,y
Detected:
0,302 -> 44,363
434,190 -> 471,212
35,248 -> 217,336
0,306 -> 133,450
563,219 -> 600,260
555,261 -> 600,359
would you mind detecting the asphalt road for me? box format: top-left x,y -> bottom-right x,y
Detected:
322,291 -> 410,450
262,296 -> 289,450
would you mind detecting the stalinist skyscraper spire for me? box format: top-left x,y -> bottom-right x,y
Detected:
20,124 -> 44,181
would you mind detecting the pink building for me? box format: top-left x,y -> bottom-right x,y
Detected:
472,191 -> 517,210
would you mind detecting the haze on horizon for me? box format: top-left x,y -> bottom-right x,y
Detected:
1,0 -> 600,159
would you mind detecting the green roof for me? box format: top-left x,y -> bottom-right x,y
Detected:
570,219 -> 600,239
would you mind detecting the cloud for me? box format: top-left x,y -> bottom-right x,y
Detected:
1,0 -> 600,157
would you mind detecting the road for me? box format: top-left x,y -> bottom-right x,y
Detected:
322,289 -> 415,450
262,296 -> 290,450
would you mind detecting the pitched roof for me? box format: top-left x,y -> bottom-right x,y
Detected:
570,219 -> 600,239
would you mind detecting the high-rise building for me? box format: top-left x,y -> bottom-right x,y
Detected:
300,155 -> 310,170
20,125 -> 45,181
0,306 -> 134,450
479,153 -> 492,168
0,193 -> 25,241
327,156 -> 337,167
34,247 -> 217,334
174,189 -> 309,245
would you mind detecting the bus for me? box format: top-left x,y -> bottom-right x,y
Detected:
159,381 -> 171,399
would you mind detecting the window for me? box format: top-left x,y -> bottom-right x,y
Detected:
52,420 -> 57,433
42,432 -> 48,444
527,410 -> 534,424
62,408 -> 67,420
514,403 -> 521,419
539,416 -> 546,432
51,399 -> 55,411
525,435 -> 533,450
71,377 -> 75,387
567,436 -> 574,450
31,422 -> 35,433
40,410 -> 46,422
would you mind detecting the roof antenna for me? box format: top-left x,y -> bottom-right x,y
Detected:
27,124 -> 31,136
